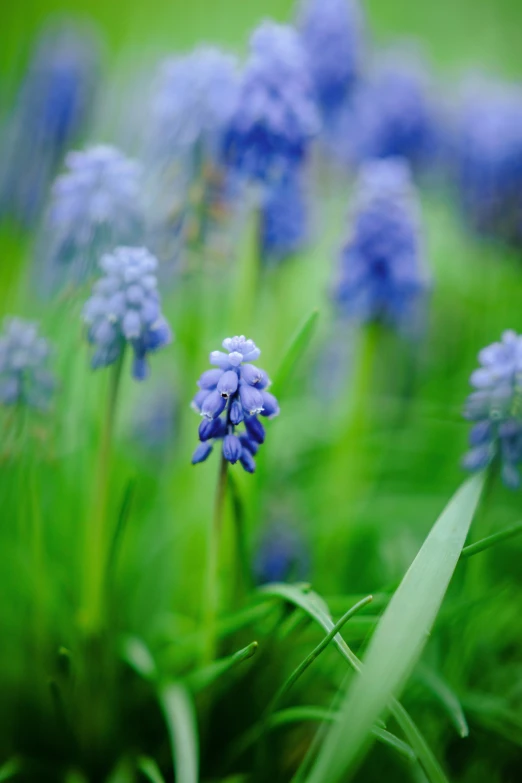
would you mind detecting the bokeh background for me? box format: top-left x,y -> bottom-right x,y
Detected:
2,0 -> 522,782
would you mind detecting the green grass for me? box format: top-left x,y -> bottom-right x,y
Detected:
2,0 -> 522,781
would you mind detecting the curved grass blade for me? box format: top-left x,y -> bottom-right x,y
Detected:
460,520 -> 522,559
260,582 -> 447,783
187,641 -> 258,692
137,756 -> 166,783
304,473 -> 484,783
272,309 -> 319,398
270,596 -> 373,710
159,683 -> 199,783
416,664 -> 469,738
231,705 -> 415,764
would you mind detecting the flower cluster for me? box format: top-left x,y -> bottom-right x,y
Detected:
333,158 -> 429,330
463,330 -> 522,489
261,167 -> 308,263
350,58 -> 438,167
192,336 -> 279,472
44,145 -> 143,287
83,246 -> 171,380
297,0 -> 364,118
150,47 -> 239,163
0,21 -> 101,226
0,318 -> 55,409
222,21 -> 319,183
455,83 -> 522,246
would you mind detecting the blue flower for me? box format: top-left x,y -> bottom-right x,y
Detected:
253,523 -> 309,585
463,330 -> 522,489
0,20 -> 101,226
43,145 -> 144,288
191,336 -> 279,472
349,56 -> 439,168
296,0 -> 364,117
0,318 -> 55,409
147,48 -> 241,264
150,47 -> 240,163
454,82 -> 522,245
333,158 -> 430,330
83,246 -> 172,380
261,165 -> 308,263
222,21 -> 319,183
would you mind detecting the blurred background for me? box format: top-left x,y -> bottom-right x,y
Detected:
2,0 -> 522,781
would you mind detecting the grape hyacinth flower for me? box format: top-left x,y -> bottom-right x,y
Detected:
43,145 -> 144,289
349,57 -> 439,168
462,330 -> 522,489
192,336 -> 279,472
0,20 -> 101,226
147,47 -> 240,263
150,47 -> 240,164
296,0 -> 364,119
454,82 -> 522,246
261,165 -> 308,263
0,318 -> 55,408
223,21 -> 319,184
83,247 -> 172,380
333,158 -> 430,331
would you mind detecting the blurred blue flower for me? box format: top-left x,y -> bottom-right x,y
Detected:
223,21 -> 319,183
296,0 -> 364,118
147,47 -> 241,265
463,330 -> 522,489
454,82 -> 522,245
253,523 -> 309,584
261,165 -> 308,263
83,246 -> 172,380
333,158 -> 429,330
43,145 -> 144,289
0,20 -> 101,227
150,47 -> 240,163
349,57 -> 439,167
191,336 -> 279,472
0,318 -> 55,409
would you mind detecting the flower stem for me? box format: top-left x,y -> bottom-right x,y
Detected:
82,349 -> 125,634
202,454 -> 228,666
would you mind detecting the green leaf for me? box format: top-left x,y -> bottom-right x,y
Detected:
272,309 -> 319,398
159,683 -> 199,783
186,641 -> 258,692
460,520 -> 522,559
136,756 -> 166,783
303,473 -> 484,783
0,759 -> 21,782
120,635 -> 157,681
416,664 -> 469,738
260,583 -> 446,783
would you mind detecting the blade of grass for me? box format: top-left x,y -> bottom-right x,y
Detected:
260,582 -> 447,783
271,309 -> 319,398
460,520 -> 522,559
303,472 -> 484,783
159,683 -> 199,783
186,640 -> 258,692
416,664 -> 469,738
137,756 -> 166,783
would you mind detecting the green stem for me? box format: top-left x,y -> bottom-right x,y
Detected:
29,453 -> 46,656
202,454 -> 228,665
82,349 -> 125,633
460,520 -> 522,559
269,596 -> 373,716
